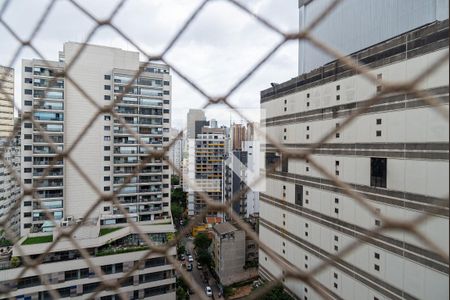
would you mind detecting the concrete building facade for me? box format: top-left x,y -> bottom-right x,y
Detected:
20,42 -> 172,235
260,20 -> 449,300
0,66 -> 14,138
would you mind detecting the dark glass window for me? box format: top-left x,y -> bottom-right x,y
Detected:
104,75 -> 111,80
370,158 -> 387,188
295,184 -> 303,206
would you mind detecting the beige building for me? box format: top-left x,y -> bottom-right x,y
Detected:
0,66 -> 14,138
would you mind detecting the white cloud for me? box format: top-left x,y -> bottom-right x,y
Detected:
0,0 -> 299,129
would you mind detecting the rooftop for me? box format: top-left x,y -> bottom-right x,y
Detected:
213,222 -> 238,235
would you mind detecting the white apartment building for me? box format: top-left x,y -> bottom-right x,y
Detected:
0,224 -> 176,300
0,137 -> 21,239
242,141 -> 260,218
259,19 -> 449,300
20,42 -> 172,234
0,66 -> 14,138
168,128 -> 183,177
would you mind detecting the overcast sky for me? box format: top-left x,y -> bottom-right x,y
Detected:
0,0 -> 299,129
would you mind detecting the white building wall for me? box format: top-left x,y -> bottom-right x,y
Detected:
260,23 -> 449,300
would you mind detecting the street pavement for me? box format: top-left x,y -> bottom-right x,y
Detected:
184,239 -> 224,300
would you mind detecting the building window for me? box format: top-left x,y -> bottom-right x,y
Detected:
104,176 -> 110,181
295,184 -> 303,206
370,158 -> 387,188
163,90 -> 170,95
284,107 -> 287,112
24,179 -> 32,184
306,167 -> 309,172
306,93 -> 310,98
104,166 -> 110,171
305,223 -> 308,228
284,128 -> 287,132
104,156 -> 110,161
304,264 -> 308,269
283,136 -> 286,140
335,170 -> 339,176
334,283 -> 338,289
377,73 -> 382,80
335,198 -> 339,204
24,134 -> 32,140
104,136 -> 110,141
104,115 -> 111,121
24,168 -> 32,173
377,85 -> 382,92
335,133 -> 340,138
104,186 -> 110,191
376,118 -> 382,125
24,100 -> 32,106
24,145 -> 32,151
376,130 -> 382,137
334,245 -> 338,251
334,235 -> 338,241
104,95 -> 111,100
104,85 -> 111,90
281,156 -> 288,172
305,232 -> 308,237
24,201 -> 32,207
335,160 -> 339,166
104,75 -> 111,80
306,134 -> 309,139
24,122 -> 32,128
163,100 -> 170,104
104,146 -> 110,151
163,81 -> 170,86
375,219 -> 381,226
334,272 -> 338,279
306,126 -> 309,131
306,102 -> 310,107
24,78 -> 32,84
305,255 -> 308,260
24,212 -> 31,217
24,157 -> 32,162
24,89 -> 32,95
374,264 -> 380,271
374,253 -> 380,259
104,126 -> 110,131
336,85 -> 340,91
24,223 -> 32,228
336,95 -> 340,101
25,66 -> 32,72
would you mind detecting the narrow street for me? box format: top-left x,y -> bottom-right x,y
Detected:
184,239 -> 224,300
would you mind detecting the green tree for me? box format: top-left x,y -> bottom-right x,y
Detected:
177,244 -> 186,256
261,285 -> 294,300
194,233 -> 211,250
197,248 -> 213,268
10,256 -> 20,268
171,175 -> 180,186
171,202 -> 183,221
176,277 -> 190,300
171,188 -> 187,207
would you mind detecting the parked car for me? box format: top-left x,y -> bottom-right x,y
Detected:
187,263 -> 193,272
197,262 -> 203,270
179,254 -> 185,261
205,286 -> 213,297
188,255 -> 194,262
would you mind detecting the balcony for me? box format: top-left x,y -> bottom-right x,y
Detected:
33,112 -> 64,122
33,78 -> 64,89
35,179 -> 63,188
33,90 -> 64,100
33,168 -> 63,177
36,190 -> 63,199
34,135 -> 64,144
33,67 -> 61,77
140,98 -> 163,106
33,158 -> 63,166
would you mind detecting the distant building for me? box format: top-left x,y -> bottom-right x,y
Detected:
186,109 -> 206,139
189,125 -> 226,217
0,66 -> 14,138
168,128 -> 183,176
231,123 -> 246,151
